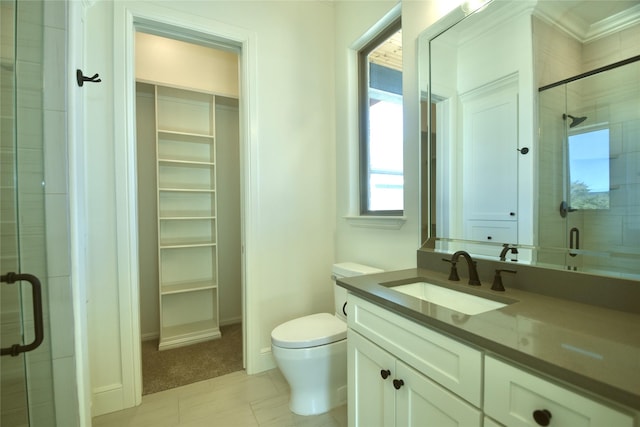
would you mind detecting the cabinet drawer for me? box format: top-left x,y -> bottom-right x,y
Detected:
348,294 -> 482,406
484,356 -> 634,427
465,220 -> 517,243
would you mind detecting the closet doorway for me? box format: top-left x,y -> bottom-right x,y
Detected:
134,31 -> 243,395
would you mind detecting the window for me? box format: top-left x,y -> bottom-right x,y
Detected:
568,128 -> 610,210
359,20 -> 403,215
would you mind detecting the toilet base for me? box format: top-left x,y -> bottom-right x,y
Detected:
272,339 -> 347,416
289,383 -> 347,416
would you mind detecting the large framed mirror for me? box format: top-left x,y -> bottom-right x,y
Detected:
419,0 -> 640,279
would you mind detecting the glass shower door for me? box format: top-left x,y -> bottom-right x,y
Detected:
1,0 -> 56,425
538,58 -> 640,275
537,84 -> 570,267
538,81 -> 587,270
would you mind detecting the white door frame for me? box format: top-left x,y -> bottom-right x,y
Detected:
112,1 -> 258,408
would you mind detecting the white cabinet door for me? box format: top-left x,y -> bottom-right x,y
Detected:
395,360 -> 482,427
349,329 -> 482,427
348,294 -> 483,406
348,330 -> 396,427
484,356 -> 634,427
461,76 -> 519,245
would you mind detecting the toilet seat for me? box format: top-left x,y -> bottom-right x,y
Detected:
271,313 -> 347,349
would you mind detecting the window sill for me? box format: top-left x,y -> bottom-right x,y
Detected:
343,215 -> 407,230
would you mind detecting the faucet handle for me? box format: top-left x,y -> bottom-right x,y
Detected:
442,258 -> 460,281
492,269 -> 517,292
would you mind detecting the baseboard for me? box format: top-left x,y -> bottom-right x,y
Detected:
250,346 -> 276,374
140,319 -> 241,341
91,383 -> 127,417
140,320 -> 240,343
141,331 -> 159,341
220,316 -> 242,327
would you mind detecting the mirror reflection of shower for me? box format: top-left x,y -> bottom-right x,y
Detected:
562,113 -> 588,128
539,56 -> 640,275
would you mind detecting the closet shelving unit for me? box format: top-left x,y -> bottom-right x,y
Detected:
153,85 -> 221,350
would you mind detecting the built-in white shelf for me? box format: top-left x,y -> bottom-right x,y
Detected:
160,280 -> 217,295
144,82 -> 222,350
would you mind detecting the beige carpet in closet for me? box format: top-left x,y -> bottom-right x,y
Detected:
142,323 -> 243,395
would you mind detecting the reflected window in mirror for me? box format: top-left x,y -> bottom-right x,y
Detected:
358,19 -> 403,215
568,128 -> 610,210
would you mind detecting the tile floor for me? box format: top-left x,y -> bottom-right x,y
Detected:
92,368 -> 348,427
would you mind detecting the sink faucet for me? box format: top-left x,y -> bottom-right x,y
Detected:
492,269 -> 517,292
443,251 -> 481,286
499,244 -> 518,261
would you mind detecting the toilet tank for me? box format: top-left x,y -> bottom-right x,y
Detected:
332,262 -> 383,320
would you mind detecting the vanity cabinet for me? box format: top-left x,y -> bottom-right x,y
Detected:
347,294 -> 483,426
484,356 -> 634,427
349,330 -> 481,427
346,293 -> 638,427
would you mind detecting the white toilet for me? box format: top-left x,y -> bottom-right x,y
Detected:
271,262 -> 383,416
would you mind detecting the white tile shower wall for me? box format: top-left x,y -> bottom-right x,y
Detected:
0,3 -> 23,424
577,69 -> 639,275
537,86 -> 566,267
14,1 -> 59,424
43,0 -> 79,425
533,17 -> 583,88
583,23 -> 640,71
536,17 -> 640,275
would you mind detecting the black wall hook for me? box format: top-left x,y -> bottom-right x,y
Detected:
76,69 -> 101,87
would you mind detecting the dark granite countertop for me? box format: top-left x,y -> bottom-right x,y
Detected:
338,268 -> 640,412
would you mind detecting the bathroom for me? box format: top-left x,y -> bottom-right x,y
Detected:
79,1 -> 428,420
1,0 -> 639,426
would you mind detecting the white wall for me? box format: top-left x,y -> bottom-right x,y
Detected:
83,0 -> 337,415
333,0 -> 454,271
134,84 -> 158,339
215,101 -> 243,325
81,0 -> 458,416
135,32 -> 239,97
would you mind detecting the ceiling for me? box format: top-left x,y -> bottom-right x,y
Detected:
534,0 -> 640,42
364,1 -> 640,73
369,30 -> 402,72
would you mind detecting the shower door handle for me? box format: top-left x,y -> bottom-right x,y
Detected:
559,201 -> 577,218
569,227 -> 580,258
1,272 -> 44,357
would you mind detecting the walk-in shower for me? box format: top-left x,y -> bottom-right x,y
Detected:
538,56 -> 640,274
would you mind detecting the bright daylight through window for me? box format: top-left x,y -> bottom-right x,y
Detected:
568,128 -> 610,210
359,21 -> 403,215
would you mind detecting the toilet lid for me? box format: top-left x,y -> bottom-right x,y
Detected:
271,313 -> 347,349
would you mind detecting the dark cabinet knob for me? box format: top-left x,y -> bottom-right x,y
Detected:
510,212 -> 516,216
487,236 -> 492,240
380,369 -> 391,380
533,409 -> 552,426
393,379 -> 404,390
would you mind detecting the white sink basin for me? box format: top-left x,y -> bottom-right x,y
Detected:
391,282 -> 506,315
